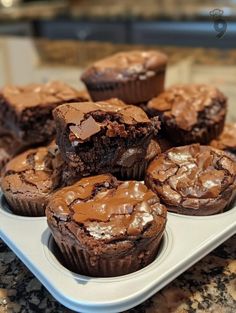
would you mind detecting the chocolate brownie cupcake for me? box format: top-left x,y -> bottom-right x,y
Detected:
53,99 -> 160,179
146,144 -> 236,216
81,50 -> 167,104
46,174 -> 167,277
147,84 -> 227,145
1,143 -> 61,216
210,123 -> 236,155
0,81 -> 89,145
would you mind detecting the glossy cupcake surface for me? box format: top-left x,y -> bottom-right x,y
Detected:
146,144 -> 236,216
147,84 -> 227,145
46,174 -> 167,277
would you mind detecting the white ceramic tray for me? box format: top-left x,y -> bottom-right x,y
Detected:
0,193 -> 236,313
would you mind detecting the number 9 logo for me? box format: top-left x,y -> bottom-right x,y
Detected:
209,9 -> 227,39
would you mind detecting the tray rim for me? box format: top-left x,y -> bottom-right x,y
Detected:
0,194 -> 236,312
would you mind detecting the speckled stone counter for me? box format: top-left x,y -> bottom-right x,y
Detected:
0,236 -> 235,313
0,37 -> 236,312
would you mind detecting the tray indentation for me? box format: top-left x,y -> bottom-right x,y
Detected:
43,228 -> 173,283
0,194 -> 46,221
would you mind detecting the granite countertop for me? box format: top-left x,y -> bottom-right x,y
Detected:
0,0 -> 236,21
0,37 -> 236,312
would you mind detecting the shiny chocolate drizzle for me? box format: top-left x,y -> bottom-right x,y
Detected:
47,174 -> 167,240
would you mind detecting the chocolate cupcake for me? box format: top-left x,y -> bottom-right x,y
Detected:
146,144 -> 236,216
0,81 -> 89,145
147,84 -> 227,145
1,143 -> 61,216
53,99 -> 160,179
46,174 -> 167,277
210,123 -> 236,155
81,50 -> 167,104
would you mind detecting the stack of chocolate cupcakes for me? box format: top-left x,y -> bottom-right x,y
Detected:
1,50 -> 236,278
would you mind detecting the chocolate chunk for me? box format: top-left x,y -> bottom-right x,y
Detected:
69,116 -> 102,141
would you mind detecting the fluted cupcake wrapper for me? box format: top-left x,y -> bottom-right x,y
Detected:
4,194 -> 46,217
86,72 -> 165,104
117,160 -> 149,181
224,188 -> 236,212
52,232 -> 164,277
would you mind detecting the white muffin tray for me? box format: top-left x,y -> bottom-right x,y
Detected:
0,193 -> 236,313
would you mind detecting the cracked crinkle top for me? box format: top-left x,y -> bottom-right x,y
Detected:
81,50 -> 167,82
146,144 -> 236,216
46,174 -> 167,244
148,84 -> 227,131
54,99 -> 151,132
0,81 -> 84,111
1,145 -> 59,198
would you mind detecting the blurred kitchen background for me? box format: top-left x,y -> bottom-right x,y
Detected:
1,0 -> 236,121
0,0 -> 235,48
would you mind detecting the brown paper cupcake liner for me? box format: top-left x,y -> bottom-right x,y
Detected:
4,193 -> 46,217
117,160 -> 149,181
86,71 -> 165,104
224,189 -> 236,212
52,232 -> 163,277
115,139 -> 161,181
